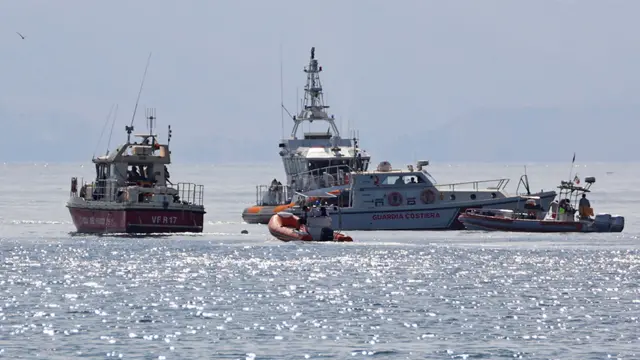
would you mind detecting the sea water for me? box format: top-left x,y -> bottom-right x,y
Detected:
0,162 -> 638,359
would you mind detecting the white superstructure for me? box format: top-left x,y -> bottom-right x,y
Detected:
278,47 -> 370,192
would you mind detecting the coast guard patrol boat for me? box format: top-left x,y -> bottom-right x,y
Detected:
242,47 -> 371,224
293,160 -> 557,230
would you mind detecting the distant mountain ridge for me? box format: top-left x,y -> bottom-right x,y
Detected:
1,106 -> 638,162
411,106 -> 640,162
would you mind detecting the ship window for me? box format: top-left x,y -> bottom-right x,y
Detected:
297,159 -> 306,173
308,161 -> 331,172
421,170 -> 437,184
450,194 -> 456,200
126,164 -> 153,182
470,194 -> 476,200
383,176 -> 406,185
95,164 -> 109,179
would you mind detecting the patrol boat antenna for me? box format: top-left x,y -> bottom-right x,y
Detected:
290,46 -> 340,138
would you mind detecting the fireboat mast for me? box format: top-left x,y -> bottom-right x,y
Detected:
289,47 -> 341,139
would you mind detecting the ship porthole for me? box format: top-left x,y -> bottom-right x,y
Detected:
470,194 -> 476,200
491,192 -> 497,198
450,194 -> 456,201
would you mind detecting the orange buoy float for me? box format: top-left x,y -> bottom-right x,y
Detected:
268,212 -> 354,242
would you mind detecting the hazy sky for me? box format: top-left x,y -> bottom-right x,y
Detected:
2,1 -> 639,163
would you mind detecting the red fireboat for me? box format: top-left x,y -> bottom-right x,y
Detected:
67,110 -> 205,234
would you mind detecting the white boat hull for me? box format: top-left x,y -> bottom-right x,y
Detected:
328,191 -> 557,230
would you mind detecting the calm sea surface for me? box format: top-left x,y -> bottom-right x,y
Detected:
0,162 -> 638,359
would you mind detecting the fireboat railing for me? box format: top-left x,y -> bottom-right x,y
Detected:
434,178 -> 510,193
69,177 -> 204,206
176,182 -> 204,207
70,178 -> 121,202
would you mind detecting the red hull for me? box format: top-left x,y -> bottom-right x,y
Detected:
68,206 -> 204,234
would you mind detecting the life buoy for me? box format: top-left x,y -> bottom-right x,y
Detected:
420,188 -> 436,204
387,192 -> 403,206
71,177 -> 78,193
344,173 -> 350,184
372,175 -> 380,186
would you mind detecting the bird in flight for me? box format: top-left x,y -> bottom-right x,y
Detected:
16,32 -> 25,40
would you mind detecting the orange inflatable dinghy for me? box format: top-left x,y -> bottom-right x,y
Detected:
268,211 -> 353,242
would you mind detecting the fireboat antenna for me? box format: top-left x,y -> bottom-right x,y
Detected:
126,52 -> 152,144
145,108 -> 158,153
105,104 -> 119,156
93,104 -> 115,159
146,108 -> 156,136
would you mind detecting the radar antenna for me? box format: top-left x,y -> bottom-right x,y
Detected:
146,108 -> 156,136
289,47 -> 340,138
145,108 -> 157,150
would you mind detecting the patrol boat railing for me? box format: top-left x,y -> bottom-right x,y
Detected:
434,178 -> 510,192
255,184 -> 293,206
254,164 -> 356,206
290,164 -> 355,191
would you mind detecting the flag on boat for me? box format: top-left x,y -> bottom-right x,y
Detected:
574,174 -> 580,184
572,152 -> 576,163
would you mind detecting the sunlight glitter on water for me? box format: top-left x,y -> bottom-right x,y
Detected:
0,163 -> 638,358
0,238 -> 638,358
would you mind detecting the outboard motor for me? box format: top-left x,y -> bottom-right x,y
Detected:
594,213 -> 612,232
320,227 -> 334,241
610,216 -> 625,232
